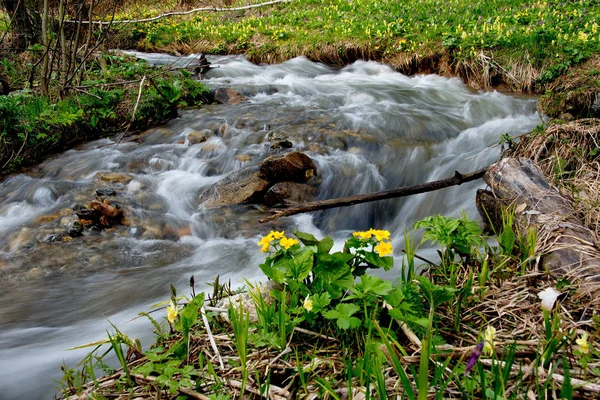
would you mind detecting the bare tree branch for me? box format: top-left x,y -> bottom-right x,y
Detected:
65,0 -> 292,25
258,168 -> 488,223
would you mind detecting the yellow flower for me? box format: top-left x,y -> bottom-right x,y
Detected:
167,301 -> 178,324
353,230 -> 372,239
369,229 -> 391,241
280,237 -> 298,250
303,296 -> 313,312
576,332 -> 590,355
270,231 -> 285,240
578,31 -> 588,42
374,241 -> 393,257
483,326 -> 496,355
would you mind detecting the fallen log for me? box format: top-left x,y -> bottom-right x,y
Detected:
477,157 -> 600,290
258,168 -> 487,223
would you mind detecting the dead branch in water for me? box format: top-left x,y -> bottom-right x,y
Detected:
259,168 -> 487,223
66,0 -> 292,25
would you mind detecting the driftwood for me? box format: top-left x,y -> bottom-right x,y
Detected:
477,157 -> 600,289
258,168 -> 487,223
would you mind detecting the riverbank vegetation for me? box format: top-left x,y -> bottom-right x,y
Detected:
56,218 -> 600,399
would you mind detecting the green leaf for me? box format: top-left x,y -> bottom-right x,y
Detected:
416,276 -> 456,308
364,251 -> 394,270
259,256 -> 289,284
290,248 -> 314,281
498,227 -> 515,254
293,230 -> 320,246
351,275 -> 392,299
324,303 -> 362,330
310,292 -> 331,311
317,236 -> 334,254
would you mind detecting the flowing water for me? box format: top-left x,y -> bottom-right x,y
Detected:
0,54 -> 540,399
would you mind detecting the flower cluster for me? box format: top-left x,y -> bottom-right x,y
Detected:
258,230 -> 299,252
352,228 -> 393,257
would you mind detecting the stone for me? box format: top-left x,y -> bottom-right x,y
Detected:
215,281 -> 281,323
94,172 -> 133,184
270,140 -> 293,150
96,189 -> 117,197
213,88 -> 248,105
186,130 -> 212,145
90,200 -> 122,218
67,221 -> 84,237
263,182 -> 316,207
259,151 -> 317,183
198,167 -> 271,208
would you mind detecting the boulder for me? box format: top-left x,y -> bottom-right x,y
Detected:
198,167 -> 271,208
213,88 -> 248,105
263,182 -> 316,207
259,151 -> 317,183
90,200 -> 122,218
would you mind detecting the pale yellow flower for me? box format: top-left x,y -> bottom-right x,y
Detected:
483,326 -> 496,355
576,332 -> 590,355
280,237 -> 299,250
303,296 -> 313,312
167,301 -> 178,324
374,241 -> 393,257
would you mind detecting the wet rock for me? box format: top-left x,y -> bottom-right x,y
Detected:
186,130 -> 212,145
8,227 -> 35,252
67,220 -> 84,237
235,154 -> 251,163
75,208 -> 99,220
213,88 -> 248,105
271,140 -> 293,150
96,189 -> 116,197
259,151 -> 317,184
90,200 -> 122,218
95,172 -> 133,184
198,167 -> 271,208
263,182 -> 316,207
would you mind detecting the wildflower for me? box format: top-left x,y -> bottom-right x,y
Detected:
538,287 -> 561,311
303,296 -> 313,312
483,326 -> 496,355
576,332 -> 590,355
353,230 -> 372,239
374,241 -> 393,257
578,31 -> 589,42
369,229 -> 391,241
280,237 -> 299,250
270,231 -> 285,240
465,341 -> 484,374
167,301 -> 178,324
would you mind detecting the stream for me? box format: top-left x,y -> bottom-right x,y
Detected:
0,55 -> 540,399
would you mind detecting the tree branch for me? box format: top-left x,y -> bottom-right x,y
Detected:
66,0 -> 292,25
258,168 -> 487,223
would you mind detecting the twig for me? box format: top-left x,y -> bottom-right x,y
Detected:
259,168 -> 488,223
115,75 -> 146,146
201,306 -> 225,371
67,0 -> 293,25
383,303 -> 422,348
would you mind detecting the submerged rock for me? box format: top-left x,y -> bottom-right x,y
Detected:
213,88 -> 248,105
263,182 -> 316,207
95,172 -> 133,184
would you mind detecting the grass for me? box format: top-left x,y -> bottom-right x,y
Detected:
56,220 -> 600,399
110,0 -> 600,91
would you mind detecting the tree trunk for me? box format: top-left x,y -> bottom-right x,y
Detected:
2,0 -> 42,49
